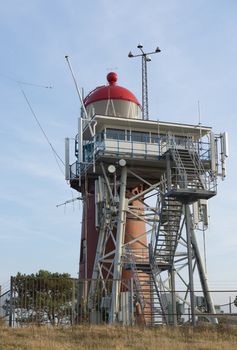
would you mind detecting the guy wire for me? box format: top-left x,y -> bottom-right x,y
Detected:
19,85 -> 65,175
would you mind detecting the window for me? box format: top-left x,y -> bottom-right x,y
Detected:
106,128 -> 125,140
83,142 -> 94,162
175,135 -> 188,146
151,133 -> 166,143
131,131 -> 150,143
151,133 -> 159,143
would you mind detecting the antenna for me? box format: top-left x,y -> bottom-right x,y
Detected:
65,56 -> 88,118
106,66 -> 118,72
198,100 -> 201,125
65,56 -> 94,138
128,44 -> 161,120
56,196 -> 83,208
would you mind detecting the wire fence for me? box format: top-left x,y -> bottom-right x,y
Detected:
1,277 -> 237,327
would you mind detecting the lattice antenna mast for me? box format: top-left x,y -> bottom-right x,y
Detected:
128,44 -> 161,120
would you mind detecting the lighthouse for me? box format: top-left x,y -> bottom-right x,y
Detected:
73,72 -> 148,280
65,70 -> 227,326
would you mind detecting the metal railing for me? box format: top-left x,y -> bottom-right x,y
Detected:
70,133 -> 212,179
124,247 -> 146,323
123,247 -> 149,265
161,136 -> 211,161
158,136 -> 217,194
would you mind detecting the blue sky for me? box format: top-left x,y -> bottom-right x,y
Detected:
0,0 -> 236,293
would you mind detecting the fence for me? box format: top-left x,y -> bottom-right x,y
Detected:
0,277 -> 237,327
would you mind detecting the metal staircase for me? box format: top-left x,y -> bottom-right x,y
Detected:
152,196 -> 183,270
124,247 -> 168,326
171,148 -> 205,189
126,248 -> 146,325
163,140 -> 216,200
123,138 -> 217,326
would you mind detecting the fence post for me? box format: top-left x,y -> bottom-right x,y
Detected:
9,277 -> 13,327
72,279 -> 75,325
129,278 -> 134,326
229,297 -> 232,314
0,285 -> 1,320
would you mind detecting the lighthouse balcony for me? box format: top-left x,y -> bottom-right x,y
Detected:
93,138 -> 162,160
69,135 -> 212,185
68,115 -> 214,184
81,125 -> 210,160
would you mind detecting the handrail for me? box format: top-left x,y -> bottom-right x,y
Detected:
71,132 -> 213,182
149,244 -> 169,324
124,246 -> 147,324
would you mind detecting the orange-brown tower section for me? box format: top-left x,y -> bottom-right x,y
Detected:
80,72 -> 146,279
78,73 -> 151,324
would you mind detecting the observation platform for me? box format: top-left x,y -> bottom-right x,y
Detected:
69,115 -> 213,192
165,188 -> 217,202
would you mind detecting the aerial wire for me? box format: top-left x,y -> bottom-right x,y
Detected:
19,85 -> 65,176
0,72 -> 64,173
0,72 -> 53,89
71,190 -> 75,211
1,71 -> 83,209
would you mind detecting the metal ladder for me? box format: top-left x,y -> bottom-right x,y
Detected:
153,195 -> 183,269
173,149 -> 205,189
168,138 -> 209,190
150,260 -> 169,325
125,247 -> 169,326
126,247 -> 146,325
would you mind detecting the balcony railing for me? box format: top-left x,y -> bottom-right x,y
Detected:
69,132 -> 212,179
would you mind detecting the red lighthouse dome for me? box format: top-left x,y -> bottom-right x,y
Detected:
84,72 -> 142,119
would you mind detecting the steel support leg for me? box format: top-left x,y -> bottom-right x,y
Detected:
110,166 -> 127,323
88,219 -> 106,309
185,204 -> 196,326
170,267 -> 177,326
188,206 -> 218,324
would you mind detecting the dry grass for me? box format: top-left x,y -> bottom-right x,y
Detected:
0,323 -> 237,350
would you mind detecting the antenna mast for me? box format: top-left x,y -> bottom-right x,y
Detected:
128,44 -> 161,120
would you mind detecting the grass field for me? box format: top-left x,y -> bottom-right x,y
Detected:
0,323 -> 237,350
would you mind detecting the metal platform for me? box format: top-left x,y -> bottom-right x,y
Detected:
165,188 -> 217,202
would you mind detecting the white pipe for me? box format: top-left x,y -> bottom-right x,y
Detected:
93,121 -> 97,173
223,132 -> 229,158
210,132 -> 216,176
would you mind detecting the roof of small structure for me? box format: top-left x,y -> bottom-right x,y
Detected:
84,72 -> 141,107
